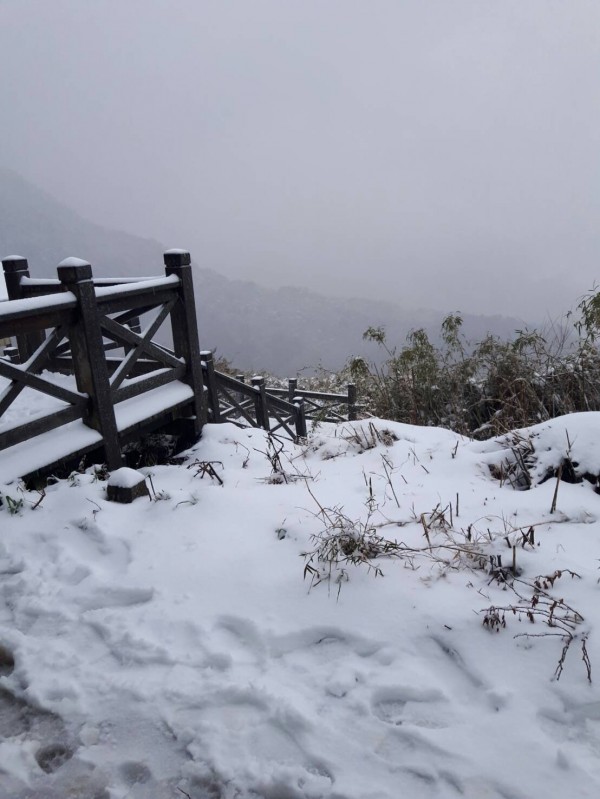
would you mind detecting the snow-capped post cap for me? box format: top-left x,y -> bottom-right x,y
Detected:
57,257 -> 93,283
2,255 -> 28,274
106,467 -> 150,504
163,249 -> 191,268
58,257 -> 92,268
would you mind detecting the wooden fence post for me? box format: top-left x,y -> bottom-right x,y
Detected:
57,259 -> 122,469
251,376 -> 270,431
347,383 -> 357,421
2,256 -> 45,361
288,378 -> 298,403
293,396 -> 308,439
202,350 -> 221,423
163,250 -> 206,434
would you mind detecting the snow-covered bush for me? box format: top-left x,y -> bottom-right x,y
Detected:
345,288 -> 600,437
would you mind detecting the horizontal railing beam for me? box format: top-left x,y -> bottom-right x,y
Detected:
112,364 -> 186,403
94,288 -> 179,317
0,405 -> 84,451
0,296 -> 76,339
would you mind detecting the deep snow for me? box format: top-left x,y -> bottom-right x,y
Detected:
1,416 -> 600,798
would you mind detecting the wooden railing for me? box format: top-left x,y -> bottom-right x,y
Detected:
0,251 -> 204,471
202,352 -> 308,438
1,251 -> 359,477
201,351 -> 357,439
265,379 -> 357,423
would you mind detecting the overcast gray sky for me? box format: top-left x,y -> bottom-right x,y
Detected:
1,0 -> 598,318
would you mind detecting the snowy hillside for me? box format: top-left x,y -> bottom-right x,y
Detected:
1,416 -> 600,798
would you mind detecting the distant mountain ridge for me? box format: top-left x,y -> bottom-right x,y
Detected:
0,168 -> 525,375
0,168 -> 165,276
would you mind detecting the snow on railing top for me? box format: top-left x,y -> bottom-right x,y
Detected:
20,278 -> 61,286
94,274 -> 180,299
0,291 -> 77,319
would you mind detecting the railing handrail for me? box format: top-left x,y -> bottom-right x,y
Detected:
0,291 -> 77,320
94,274 -> 180,301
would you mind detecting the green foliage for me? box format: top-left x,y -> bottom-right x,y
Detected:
0,493 -> 24,515
347,289 -> 600,437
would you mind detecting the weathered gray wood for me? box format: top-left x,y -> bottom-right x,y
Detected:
48,355 -> 174,379
108,357 -> 168,377
0,253 -> 223,474
100,315 -> 181,370
347,383 -> 357,421
266,382 -> 358,424
0,405 -> 84,450
53,339 -> 72,355
251,376 -> 270,431
293,389 -> 353,402
2,257 -> 28,301
164,251 -> 205,432
268,406 -> 296,439
288,378 -> 297,403
215,383 -> 258,427
2,257 -> 46,360
214,371 -> 250,393
298,395 -> 348,423
0,325 -> 72,417
57,261 -> 122,469
113,309 -> 143,328
214,370 -> 300,425
257,389 -> 297,415
267,386 -> 352,403
112,363 -> 186,403
0,358 -> 86,407
1,248 -> 354,475
293,397 -> 308,439
123,315 -> 141,356
95,288 -> 179,317
19,278 -> 62,297
0,305 -> 76,341
202,351 -> 222,423
117,393 -> 197,441
107,470 -> 149,503
109,300 -> 176,393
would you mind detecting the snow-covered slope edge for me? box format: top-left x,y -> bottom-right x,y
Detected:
0,416 -> 599,798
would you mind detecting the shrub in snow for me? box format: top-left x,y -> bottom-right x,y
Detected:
345,288 -> 600,437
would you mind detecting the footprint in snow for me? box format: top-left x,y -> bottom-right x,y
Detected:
538,699 -> 600,754
0,642 -> 15,676
170,688 -> 333,798
372,685 -> 451,729
268,626 -> 383,675
77,585 -> 154,612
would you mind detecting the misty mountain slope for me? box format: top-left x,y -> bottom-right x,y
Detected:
0,168 -> 164,275
196,270 -> 523,375
1,169 -> 524,374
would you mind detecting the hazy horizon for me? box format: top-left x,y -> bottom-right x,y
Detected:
1,0 -> 598,318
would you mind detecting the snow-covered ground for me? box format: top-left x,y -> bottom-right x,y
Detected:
1,415 -> 600,798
